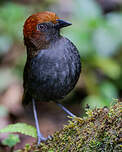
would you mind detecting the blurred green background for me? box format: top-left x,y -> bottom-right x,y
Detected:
0,0 -> 122,148
0,0 -> 121,107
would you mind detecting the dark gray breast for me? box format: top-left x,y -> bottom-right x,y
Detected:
27,37 -> 81,101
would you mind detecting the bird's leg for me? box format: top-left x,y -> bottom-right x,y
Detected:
56,103 -> 76,117
32,99 -> 48,144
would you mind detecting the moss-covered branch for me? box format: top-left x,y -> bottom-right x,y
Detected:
19,101 -> 121,152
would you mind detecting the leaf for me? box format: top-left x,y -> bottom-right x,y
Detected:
0,2 -> 29,40
75,0 -> 102,20
83,95 -> 107,108
2,134 -> 20,148
0,123 -> 37,138
0,106 -> 8,117
93,27 -> 120,57
107,13 -> 122,40
0,35 -> 13,54
100,81 -> 118,102
92,57 -> 121,79
0,69 -> 17,92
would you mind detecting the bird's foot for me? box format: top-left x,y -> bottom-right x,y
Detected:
37,135 -> 52,145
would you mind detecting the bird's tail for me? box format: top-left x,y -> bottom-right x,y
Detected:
22,91 -> 32,107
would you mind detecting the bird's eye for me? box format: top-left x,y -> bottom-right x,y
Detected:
37,24 -> 45,31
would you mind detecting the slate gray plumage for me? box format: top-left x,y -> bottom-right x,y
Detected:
23,37 -> 81,104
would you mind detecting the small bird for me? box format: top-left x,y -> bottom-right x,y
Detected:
23,11 -> 81,144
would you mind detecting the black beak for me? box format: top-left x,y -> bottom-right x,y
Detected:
55,19 -> 72,29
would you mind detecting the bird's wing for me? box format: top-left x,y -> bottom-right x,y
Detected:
22,60 -> 32,106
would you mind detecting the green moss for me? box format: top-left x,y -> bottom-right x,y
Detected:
19,101 -> 122,152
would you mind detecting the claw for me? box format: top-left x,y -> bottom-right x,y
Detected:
37,135 -> 52,145
37,135 -> 47,145
47,135 -> 52,140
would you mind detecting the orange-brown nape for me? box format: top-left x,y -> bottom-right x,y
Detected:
23,11 -> 59,38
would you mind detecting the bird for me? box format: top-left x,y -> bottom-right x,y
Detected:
23,11 -> 81,144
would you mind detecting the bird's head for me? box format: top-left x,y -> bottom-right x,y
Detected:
23,11 -> 71,51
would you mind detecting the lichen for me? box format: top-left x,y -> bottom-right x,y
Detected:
19,100 -> 122,152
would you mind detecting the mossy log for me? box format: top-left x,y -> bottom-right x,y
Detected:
19,101 -> 121,152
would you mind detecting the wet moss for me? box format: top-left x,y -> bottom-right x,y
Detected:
19,100 -> 122,152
